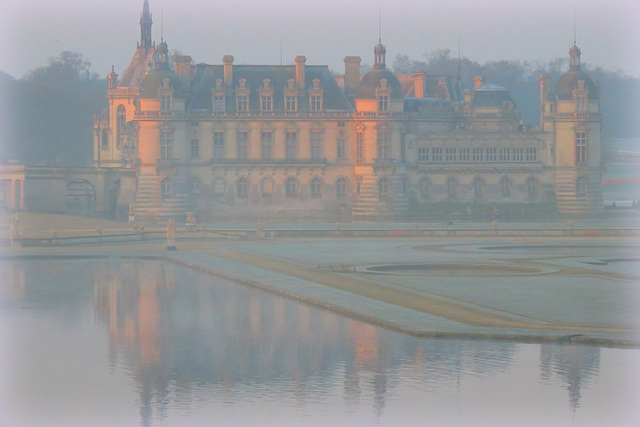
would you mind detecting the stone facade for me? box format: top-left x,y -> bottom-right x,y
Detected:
90,0 -> 602,221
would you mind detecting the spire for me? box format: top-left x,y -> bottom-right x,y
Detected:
140,0 -> 153,50
373,8 -> 386,70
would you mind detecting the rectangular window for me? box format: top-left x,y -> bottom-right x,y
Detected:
377,132 -> 390,160
472,147 -> 483,162
499,147 -> 511,162
236,131 -> 249,160
285,95 -> 297,112
418,147 -> 429,162
310,95 -> 322,112
237,95 -> 248,112
261,131 -> 273,160
526,147 -> 537,161
212,96 -> 225,111
513,147 -> 524,162
261,95 -> 273,112
213,132 -> 225,159
486,147 -> 497,162
336,138 -> 346,160
190,139 -> 199,159
576,132 -> 587,164
285,131 -> 298,160
161,95 -> 171,111
310,131 -> 323,160
160,131 -> 172,159
576,96 -> 586,113
445,147 -> 457,162
356,132 -> 364,163
459,147 -> 470,162
378,95 -> 389,112
432,147 -> 443,162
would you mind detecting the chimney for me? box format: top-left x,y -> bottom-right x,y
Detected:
412,71 -> 424,98
174,55 -> 193,77
223,55 -> 234,87
344,56 -> 361,96
295,56 -> 306,90
474,76 -> 483,88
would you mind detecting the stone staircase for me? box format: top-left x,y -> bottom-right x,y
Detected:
133,172 -> 189,222
555,168 -> 602,215
351,165 -> 409,220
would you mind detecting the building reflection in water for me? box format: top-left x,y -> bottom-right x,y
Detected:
540,344 -> 600,412
1,259 -> 607,426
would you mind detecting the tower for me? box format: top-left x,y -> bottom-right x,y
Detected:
552,42 -> 602,214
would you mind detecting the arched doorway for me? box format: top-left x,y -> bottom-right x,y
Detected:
65,179 -> 95,217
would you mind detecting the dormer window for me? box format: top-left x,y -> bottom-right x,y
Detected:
259,79 -> 274,112
310,95 -> 322,111
309,79 -> 323,112
212,78 -> 226,111
285,95 -> 297,112
261,95 -> 273,111
378,95 -> 389,112
376,78 -> 391,112
236,79 -> 250,112
574,80 -> 588,113
158,77 -> 173,111
284,79 -> 298,112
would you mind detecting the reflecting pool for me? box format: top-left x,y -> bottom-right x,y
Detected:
1,259 -> 639,427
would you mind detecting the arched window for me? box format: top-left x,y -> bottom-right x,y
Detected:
526,177 -> 539,199
336,177 -> 348,198
378,177 -> 389,200
310,177 -> 323,198
445,177 -> 458,200
419,177 -> 431,200
500,176 -> 512,198
116,105 -> 126,148
285,177 -> 298,198
472,177 -> 485,200
213,177 -> 226,196
576,177 -> 588,199
161,177 -> 174,199
236,177 -> 249,199
261,177 -> 274,198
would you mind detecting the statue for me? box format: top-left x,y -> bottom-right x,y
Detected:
165,218 -> 177,250
9,213 -> 21,242
186,211 -> 197,230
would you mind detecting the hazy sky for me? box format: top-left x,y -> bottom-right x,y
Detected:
2,0 -> 639,79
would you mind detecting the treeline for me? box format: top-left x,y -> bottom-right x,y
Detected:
0,50 -> 637,167
0,52 -> 106,166
389,49 -> 640,138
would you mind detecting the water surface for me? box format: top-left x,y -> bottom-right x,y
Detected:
1,259 -> 638,427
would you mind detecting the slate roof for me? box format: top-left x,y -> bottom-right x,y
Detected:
185,64 -> 353,112
472,84 -> 515,107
